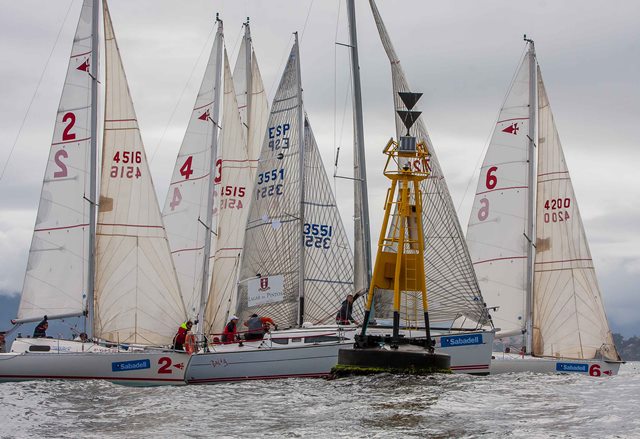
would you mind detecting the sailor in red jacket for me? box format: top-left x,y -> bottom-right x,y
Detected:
173,320 -> 193,350
244,314 -> 277,340
222,316 -> 239,343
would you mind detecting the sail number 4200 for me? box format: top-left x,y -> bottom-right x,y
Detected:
543,197 -> 571,223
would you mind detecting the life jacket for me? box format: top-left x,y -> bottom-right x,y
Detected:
184,332 -> 196,355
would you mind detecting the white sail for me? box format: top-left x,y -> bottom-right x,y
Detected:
466,54 -> 532,335
94,2 -> 186,345
162,24 -> 223,318
533,68 -> 619,360
233,23 -> 269,177
235,42 -> 354,327
370,0 -> 488,326
17,0 -> 94,321
204,49 -> 251,333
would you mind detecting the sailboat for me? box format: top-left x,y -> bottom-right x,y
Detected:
0,0 -> 190,386
466,38 -> 623,376
185,34 -> 358,384
362,0 -> 495,374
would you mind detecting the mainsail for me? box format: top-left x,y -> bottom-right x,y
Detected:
233,21 -> 269,178
466,54 -> 532,336
204,49 -> 252,333
94,1 -> 186,345
235,40 -> 354,327
17,0 -> 95,321
162,22 -> 223,318
370,0 -> 489,326
534,67 -> 618,360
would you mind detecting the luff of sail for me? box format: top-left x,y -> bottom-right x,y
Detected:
235,42 -> 354,327
17,0 -> 94,322
534,67 -> 619,361
95,1 -> 186,345
370,0 -> 488,326
466,53 -> 532,336
162,23 -> 223,318
204,49 -> 251,334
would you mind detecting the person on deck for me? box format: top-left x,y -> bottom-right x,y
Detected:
33,316 -> 48,338
173,320 -> 193,350
222,316 -> 239,343
244,314 -> 277,340
336,291 -> 364,325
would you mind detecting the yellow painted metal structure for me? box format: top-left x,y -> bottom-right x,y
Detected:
363,137 -> 431,321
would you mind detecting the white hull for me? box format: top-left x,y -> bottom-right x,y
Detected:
186,327 -> 493,384
364,328 -> 494,375
490,352 -> 622,376
10,337 -> 121,353
0,349 -> 190,386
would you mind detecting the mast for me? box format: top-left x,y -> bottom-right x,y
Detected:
295,32 -> 306,326
244,18 -> 252,137
347,0 -> 372,294
524,36 -> 536,353
87,0 -> 99,338
197,16 -> 224,334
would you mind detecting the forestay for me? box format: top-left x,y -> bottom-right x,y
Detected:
162,23 -> 223,318
17,0 -> 94,321
370,0 -> 488,327
204,49 -> 251,334
95,2 -> 186,345
235,42 -> 353,327
466,54 -> 532,335
534,68 -> 618,360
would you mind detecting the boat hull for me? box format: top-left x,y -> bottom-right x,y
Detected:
0,351 -> 190,386
186,342 -> 348,384
490,352 -> 622,376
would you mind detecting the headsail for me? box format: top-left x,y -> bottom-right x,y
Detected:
17,0 -> 94,322
204,49 -> 251,334
162,22 -> 223,318
466,53 -> 532,336
235,41 -> 354,327
534,67 -> 619,360
94,1 -> 186,345
370,0 -> 488,326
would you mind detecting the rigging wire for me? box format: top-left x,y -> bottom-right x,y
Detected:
148,26 -> 216,163
0,0 -> 75,182
332,0 -> 342,194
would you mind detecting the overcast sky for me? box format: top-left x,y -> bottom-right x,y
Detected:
0,0 -> 638,335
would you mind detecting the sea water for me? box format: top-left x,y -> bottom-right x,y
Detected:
1,363 -> 638,438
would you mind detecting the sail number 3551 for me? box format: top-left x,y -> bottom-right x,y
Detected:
304,223 -> 332,249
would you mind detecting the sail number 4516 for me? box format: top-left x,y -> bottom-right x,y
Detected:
111,150 -> 142,179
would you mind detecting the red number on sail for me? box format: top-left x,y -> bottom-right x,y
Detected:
62,112 -> 76,141
180,156 -> 194,180
478,198 -> 490,221
53,149 -> 68,178
170,187 -> 182,210
158,357 -> 173,374
486,166 -> 498,190
214,158 -> 222,184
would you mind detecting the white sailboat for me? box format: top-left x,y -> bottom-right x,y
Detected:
363,0 -> 495,374
466,38 -> 623,376
185,35 -> 358,384
0,0 -> 190,386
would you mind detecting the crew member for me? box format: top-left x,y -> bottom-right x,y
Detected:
244,314 -> 277,340
222,316 -> 239,343
336,291 -> 364,325
173,320 -> 193,350
33,316 -> 48,338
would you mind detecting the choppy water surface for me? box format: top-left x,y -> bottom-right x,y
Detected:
1,363 -> 639,438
